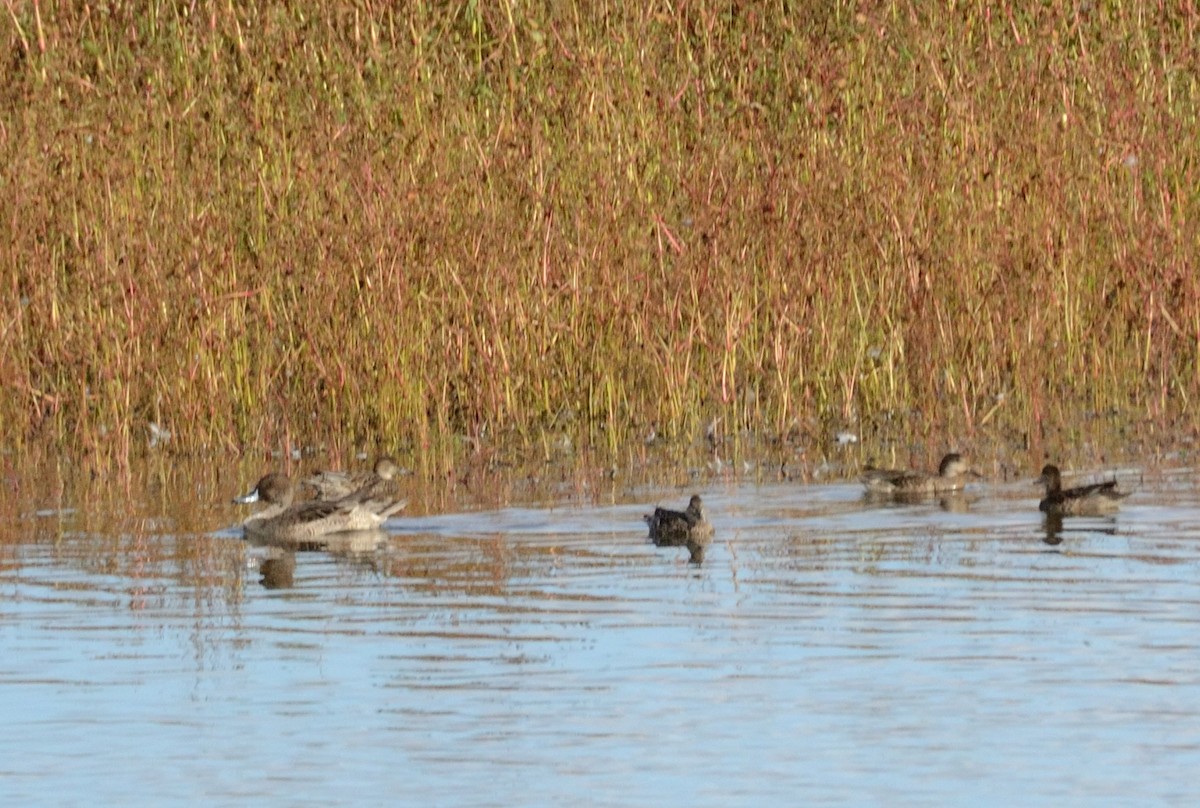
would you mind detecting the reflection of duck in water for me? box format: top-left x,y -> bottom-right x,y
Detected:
1042,513 -> 1065,546
1035,464 -> 1128,516
937,493 -> 971,514
249,529 -> 388,589
258,552 -> 296,589
861,453 -> 980,498
644,494 -> 714,564
301,457 -> 402,502
235,473 -> 406,549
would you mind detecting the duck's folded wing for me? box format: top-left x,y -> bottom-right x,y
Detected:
861,468 -> 914,487
294,500 -> 344,520
1071,480 -> 1119,499
334,478 -> 391,505
301,471 -> 362,500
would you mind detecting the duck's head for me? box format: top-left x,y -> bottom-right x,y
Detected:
234,473 -> 295,507
1035,464 -> 1063,491
938,453 -> 975,477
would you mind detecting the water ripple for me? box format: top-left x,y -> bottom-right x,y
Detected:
4,475 -> 1200,803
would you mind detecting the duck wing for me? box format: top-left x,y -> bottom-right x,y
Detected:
861,467 -> 920,490
291,500 -> 345,520
1066,479 -> 1123,500
645,507 -> 692,545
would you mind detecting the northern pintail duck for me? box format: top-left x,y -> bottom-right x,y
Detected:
235,473 -> 407,546
301,456 -> 402,502
1036,464 -> 1128,516
644,494 -> 714,563
861,453 -> 979,497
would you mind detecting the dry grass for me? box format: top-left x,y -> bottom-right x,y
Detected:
2,2 -> 1199,474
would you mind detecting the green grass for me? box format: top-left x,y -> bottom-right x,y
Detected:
2,2 -> 1199,474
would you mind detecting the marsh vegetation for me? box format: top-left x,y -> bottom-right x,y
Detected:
3,2 -> 1197,475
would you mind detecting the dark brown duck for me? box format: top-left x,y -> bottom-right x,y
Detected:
644,494 -> 714,564
1036,464 -> 1128,516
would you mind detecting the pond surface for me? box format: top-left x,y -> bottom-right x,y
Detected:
3,460 -> 1200,805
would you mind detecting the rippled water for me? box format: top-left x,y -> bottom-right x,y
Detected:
4,461 -> 1200,804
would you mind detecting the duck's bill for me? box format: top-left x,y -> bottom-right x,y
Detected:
233,489 -> 261,504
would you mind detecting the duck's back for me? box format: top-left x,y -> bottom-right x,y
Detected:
862,467 -> 928,493
1041,480 -> 1127,515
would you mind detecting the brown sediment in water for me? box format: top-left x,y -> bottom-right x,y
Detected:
2,6 -> 1199,465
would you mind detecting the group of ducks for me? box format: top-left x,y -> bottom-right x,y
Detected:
234,452 -> 1129,564
642,453 -> 1130,562
235,458 -> 408,549
866,452 -> 1129,515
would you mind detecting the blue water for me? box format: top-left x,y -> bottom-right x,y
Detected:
3,465 -> 1200,805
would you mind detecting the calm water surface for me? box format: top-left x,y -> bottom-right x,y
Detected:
3,462 -> 1200,805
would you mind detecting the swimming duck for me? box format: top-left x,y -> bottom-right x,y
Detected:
861,453 -> 979,496
1035,464 -> 1128,516
234,473 -> 407,546
644,494 -> 714,563
300,457 -> 402,502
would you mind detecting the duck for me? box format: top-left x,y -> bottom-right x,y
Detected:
234,473 -> 407,547
1035,464 -> 1128,516
861,452 -> 979,497
644,494 -> 714,564
300,456 -> 402,502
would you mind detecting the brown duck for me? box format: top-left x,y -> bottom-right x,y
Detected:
235,473 -> 407,546
300,457 -> 402,503
644,494 -> 714,563
861,453 -> 979,497
1036,464 -> 1128,516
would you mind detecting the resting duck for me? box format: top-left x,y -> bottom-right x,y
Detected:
300,456 -> 402,502
235,473 -> 406,546
644,494 -> 714,564
861,453 -> 979,497
1036,464 -> 1128,516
